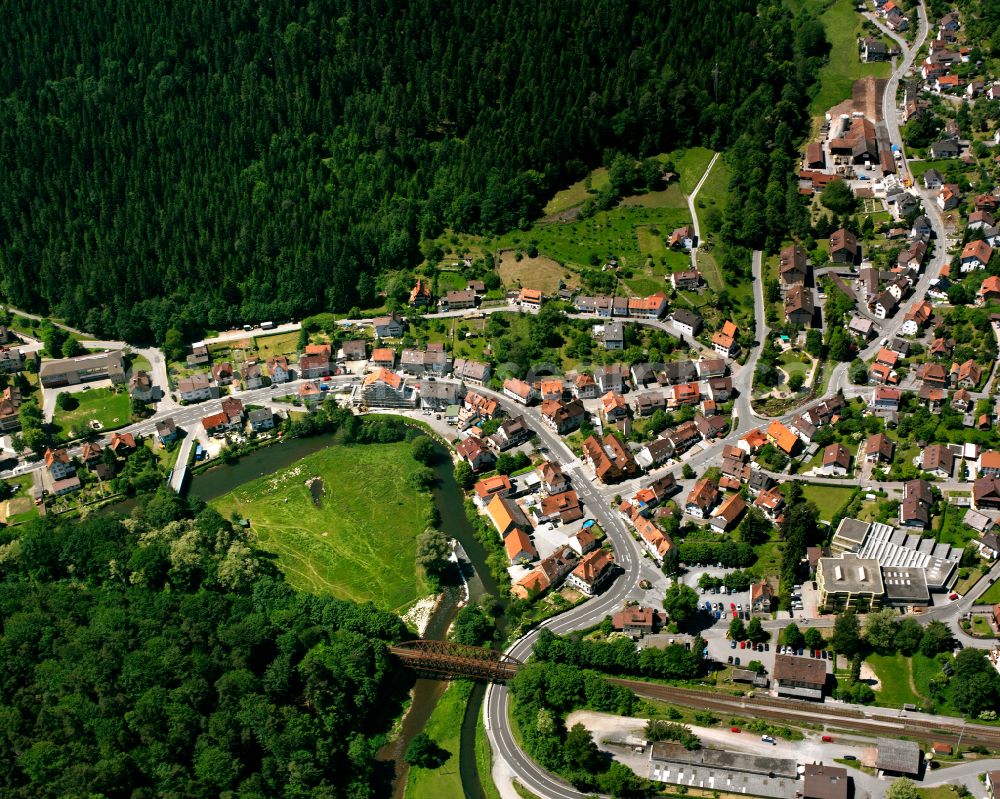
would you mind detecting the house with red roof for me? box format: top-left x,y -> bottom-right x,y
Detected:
961,240 -> 993,272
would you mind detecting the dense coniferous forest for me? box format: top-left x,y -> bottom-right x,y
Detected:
0,0 -> 825,342
0,492 -> 409,798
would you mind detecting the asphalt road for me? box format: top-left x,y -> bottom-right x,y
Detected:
0,7 -> 983,793
481,3 -> 988,796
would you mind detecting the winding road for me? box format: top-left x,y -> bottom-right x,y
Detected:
483,4 -> 990,797
0,5 -> 988,795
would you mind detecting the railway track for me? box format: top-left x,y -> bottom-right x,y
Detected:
610,680 -> 1000,750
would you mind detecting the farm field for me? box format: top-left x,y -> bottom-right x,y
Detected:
497,205 -> 690,282
50,386 -> 132,439
210,441 -> 434,611
496,251 -> 578,293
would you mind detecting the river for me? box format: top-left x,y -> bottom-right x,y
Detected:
188,432 -> 502,799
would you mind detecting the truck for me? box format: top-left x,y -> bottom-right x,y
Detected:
260,321 -> 275,330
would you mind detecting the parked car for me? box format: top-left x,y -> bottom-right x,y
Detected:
731,640 -> 737,649
740,641 -> 746,649
949,592 -> 959,600
822,735 -> 834,743
761,735 -> 775,744
728,656 -> 734,664
731,727 -> 742,733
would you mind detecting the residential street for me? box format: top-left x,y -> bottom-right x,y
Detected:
0,3 -> 993,796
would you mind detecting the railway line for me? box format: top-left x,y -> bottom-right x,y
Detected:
610,680 -> 1000,749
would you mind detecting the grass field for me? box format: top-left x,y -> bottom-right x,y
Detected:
476,715 -> 503,799
542,148 -> 713,217
695,156 -> 732,224
512,781 -> 542,799
806,0 -> 891,118
636,225 -> 669,258
128,354 -> 152,374
971,616 -> 996,638
868,653 -> 925,708
800,483 -> 856,522
673,148 -> 716,194
51,387 -> 132,438
0,474 -> 38,526
910,653 -> 945,702
779,352 -> 811,384
499,205 -> 690,280
749,540 -> 783,581
497,251 -> 578,293
980,580 -> 1000,605
693,156 -> 732,291
543,168 -> 610,216
909,159 -> 965,181
405,680 -> 472,799
210,441 -> 434,611
917,786 -> 964,799
621,183 -> 687,209
253,331 -> 301,362
436,270 -> 468,292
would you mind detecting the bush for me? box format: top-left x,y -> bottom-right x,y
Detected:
56,392 -> 79,411
405,733 -> 449,769
645,720 -> 700,749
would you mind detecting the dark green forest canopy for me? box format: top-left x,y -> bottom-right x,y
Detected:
0,0 -> 823,342
0,492 -> 409,798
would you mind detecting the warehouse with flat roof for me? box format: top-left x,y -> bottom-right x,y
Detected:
649,742 -> 799,799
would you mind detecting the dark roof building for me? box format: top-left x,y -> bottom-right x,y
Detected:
772,654 -> 827,700
875,738 -> 921,776
803,764 -> 850,799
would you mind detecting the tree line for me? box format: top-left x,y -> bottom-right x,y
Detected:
0,0 -> 826,344
0,490 -> 411,798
